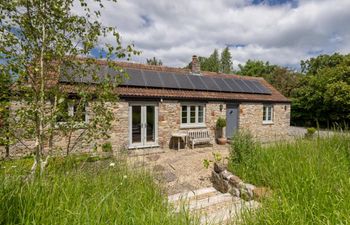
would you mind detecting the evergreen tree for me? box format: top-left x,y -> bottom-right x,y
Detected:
204,49 -> 220,72
220,47 -> 233,74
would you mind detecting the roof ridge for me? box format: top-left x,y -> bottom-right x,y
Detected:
95,59 -> 265,81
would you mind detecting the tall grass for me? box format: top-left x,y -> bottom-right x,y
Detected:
229,134 -> 350,224
0,156 -> 194,225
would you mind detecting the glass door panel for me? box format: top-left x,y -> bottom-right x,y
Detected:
146,106 -> 155,142
131,105 -> 142,144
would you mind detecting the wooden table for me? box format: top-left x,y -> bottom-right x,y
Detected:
171,132 -> 188,150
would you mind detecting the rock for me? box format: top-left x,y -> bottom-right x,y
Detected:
245,183 -> 256,192
146,154 -> 160,161
211,171 -> 229,193
163,171 -> 177,183
220,170 -> 232,180
240,188 -> 251,201
213,162 -> 226,173
153,164 -> 166,172
239,185 -> 254,201
228,187 -> 240,197
253,187 -> 273,200
228,175 -> 243,187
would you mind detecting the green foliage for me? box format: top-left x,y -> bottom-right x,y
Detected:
0,71 -> 12,156
230,130 -> 256,165
216,117 -> 226,128
0,157 -> 195,224
0,0 -> 138,164
102,142 -> 113,152
301,53 -> 345,76
206,49 -> 221,72
229,134 -> 350,224
292,53 -> 350,127
202,152 -> 224,169
220,47 -> 233,74
237,60 -> 276,77
147,57 -> 163,66
305,127 -> 317,138
185,48 -> 233,74
237,60 -> 301,97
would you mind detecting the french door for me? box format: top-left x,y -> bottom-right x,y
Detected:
129,103 -> 158,148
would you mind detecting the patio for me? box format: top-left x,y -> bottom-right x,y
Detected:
127,144 -> 230,195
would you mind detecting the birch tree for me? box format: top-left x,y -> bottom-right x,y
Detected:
0,0 -> 137,174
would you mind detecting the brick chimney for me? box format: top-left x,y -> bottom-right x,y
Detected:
191,55 -> 201,75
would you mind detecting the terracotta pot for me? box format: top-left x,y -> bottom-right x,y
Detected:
217,137 -> 227,145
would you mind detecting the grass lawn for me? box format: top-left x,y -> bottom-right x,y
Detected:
229,134 -> 350,224
0,155 -> 194,225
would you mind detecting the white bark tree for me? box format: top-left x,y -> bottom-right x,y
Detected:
0,0 -> 138,175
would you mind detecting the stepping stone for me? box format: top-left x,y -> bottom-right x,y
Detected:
168,186 -> 260,225
147,154 -> 160,161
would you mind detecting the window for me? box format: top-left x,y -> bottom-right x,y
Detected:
181,104 -> 205,127
57,99 -> 88,123
263,105 -> 273,124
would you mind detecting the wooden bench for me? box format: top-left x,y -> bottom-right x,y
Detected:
187,129 -> 212,149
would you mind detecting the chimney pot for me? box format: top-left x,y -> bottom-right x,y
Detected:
191,55 -> 201,75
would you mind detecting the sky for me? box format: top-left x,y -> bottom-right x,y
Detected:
84,0 -> 350,69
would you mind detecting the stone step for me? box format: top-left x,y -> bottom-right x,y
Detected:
196,195 -> 242,215
175,193 -> 236,212
168,187 -> 219,203
199,200 -> 260,225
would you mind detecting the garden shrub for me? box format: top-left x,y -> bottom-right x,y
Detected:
102,142 -> 113,152
230,130 -> 256,165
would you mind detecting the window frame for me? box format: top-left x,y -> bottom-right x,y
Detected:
262,104 -> 274,124
56,99 -> 89,126
180,103 -> 206,128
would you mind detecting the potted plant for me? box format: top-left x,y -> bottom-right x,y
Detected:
216,117 -> 227,145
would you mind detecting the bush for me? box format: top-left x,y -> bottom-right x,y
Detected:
230,130 -> 256,165
216,117 -> 226,128
102,142 -> 113,152
305,127 -> 317,138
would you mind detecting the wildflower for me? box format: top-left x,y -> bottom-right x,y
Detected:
11,165 -> 17,168
123,175 -> 127,179
109,162 -> 115,167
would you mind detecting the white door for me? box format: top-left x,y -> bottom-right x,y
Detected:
129,103 -> 158,148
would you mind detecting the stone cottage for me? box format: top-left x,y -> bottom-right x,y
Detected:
3,56 -> 290,156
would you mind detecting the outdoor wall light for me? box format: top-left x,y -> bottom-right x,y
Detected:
220,104 -> 223,111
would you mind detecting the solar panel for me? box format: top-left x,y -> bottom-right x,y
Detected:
241,80 -> 258,93
142,70 -> 163,88
249,80 -> 264,93
188,75 -> 208,90
159,72 -> 180,89
233,79 -> 250,93
201,76 -> 221,91
60,64 -> 272,95
123,68 -> 146,86
253,80 -> 271,94
224,78 -> 244,93
241,80 -> 256,93
214,78 -> 232,92
175,75 -> 195,90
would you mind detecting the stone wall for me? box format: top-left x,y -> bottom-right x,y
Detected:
2,100 -> 291,158
158,101 -> 226,149
1,100 -> 129,158
239,103 -> 291,142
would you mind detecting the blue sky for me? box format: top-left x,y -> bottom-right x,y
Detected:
84,0 -> 350,69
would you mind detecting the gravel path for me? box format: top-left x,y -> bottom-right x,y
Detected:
128,145 -> 230,195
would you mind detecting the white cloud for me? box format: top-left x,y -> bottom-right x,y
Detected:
83,0 -> 350,69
